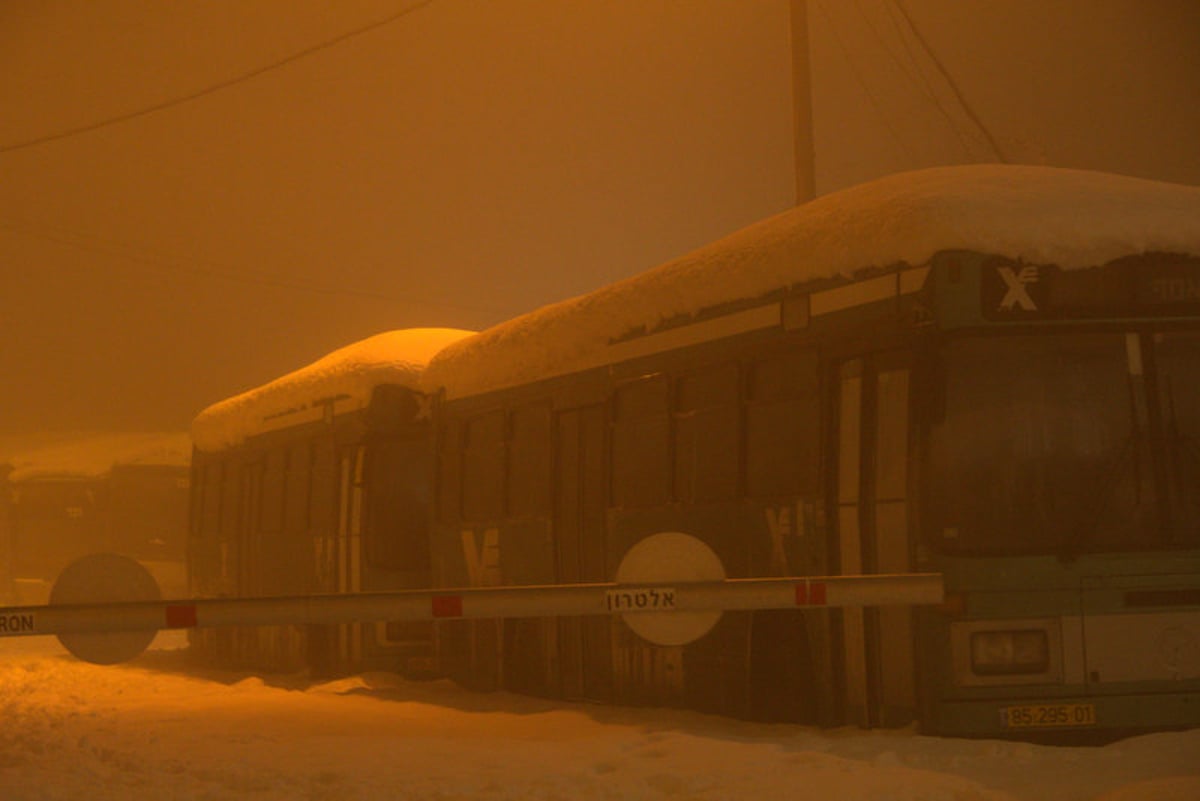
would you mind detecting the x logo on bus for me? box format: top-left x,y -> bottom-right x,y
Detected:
997,265 -> 1040,312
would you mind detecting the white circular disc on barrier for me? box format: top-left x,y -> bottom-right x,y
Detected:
614,531 -> 725,647
49,553 -> 162,665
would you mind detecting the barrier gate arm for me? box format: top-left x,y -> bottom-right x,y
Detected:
0,573 -> 944,639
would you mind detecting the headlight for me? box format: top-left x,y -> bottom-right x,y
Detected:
970,629 -> 1049,675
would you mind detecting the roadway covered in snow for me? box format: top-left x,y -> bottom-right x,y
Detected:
1,637 -> 1196,801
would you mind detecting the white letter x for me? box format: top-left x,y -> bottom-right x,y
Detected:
998,266 -> 1039,311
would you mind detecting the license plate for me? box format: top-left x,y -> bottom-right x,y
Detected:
1000,703 -> 1096,728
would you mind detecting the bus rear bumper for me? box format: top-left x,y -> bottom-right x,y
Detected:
927,692 -> 1200,739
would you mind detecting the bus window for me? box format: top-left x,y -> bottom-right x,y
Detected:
745,351 -> 820,498
200,461 -> 222,538
108,467 -> 187,561
284,442 -> 312,537
260,449 -> 286,536
507,405 -> 552,517
1154,331 -> 1200,544
437,421 -> 463,524
611,375 -> 671,509
462,412 -> 505,521
927,333 -> 1157,555
11,481 -> 103,580
365,436 -> 431,573
674,364 -> 740,504
309,438 -> 338,538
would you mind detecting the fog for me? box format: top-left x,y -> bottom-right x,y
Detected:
1,0 -> 1198,441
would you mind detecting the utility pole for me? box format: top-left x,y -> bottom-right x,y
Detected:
791,0 -> 816,204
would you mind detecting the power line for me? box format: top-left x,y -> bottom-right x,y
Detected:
0,1 -> 436,155
873,0 -> 979,159
890,0 -> 1007,162
813,0 -> 917,163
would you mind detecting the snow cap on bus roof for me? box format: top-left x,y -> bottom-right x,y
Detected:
192,328 -> 474,452
5,432 -> 191,482
424,164 -> 1200,399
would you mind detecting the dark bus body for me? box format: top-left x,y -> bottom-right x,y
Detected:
186,167 -> 1200,737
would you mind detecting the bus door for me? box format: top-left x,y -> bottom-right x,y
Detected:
333,445 -> 365,671
232,460 -> 262,663
833,353 -> 917,727
553,405 -> 612,702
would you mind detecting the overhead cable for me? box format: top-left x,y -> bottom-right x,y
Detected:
890,0 -> 1007,162
0,0 -> 436,155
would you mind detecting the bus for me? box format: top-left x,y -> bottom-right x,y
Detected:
187,328 -> 472,675
181,164 -> 1199,738
1,433 -> 191,605
419,164 -> 1200,736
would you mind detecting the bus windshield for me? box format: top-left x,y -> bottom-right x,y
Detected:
926,330 -> 1200,555
1155,331 -> 1200,541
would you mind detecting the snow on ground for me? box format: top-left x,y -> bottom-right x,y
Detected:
1,636 -> 1196,801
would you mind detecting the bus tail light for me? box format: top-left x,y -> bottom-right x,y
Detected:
970,629 -> 1050,675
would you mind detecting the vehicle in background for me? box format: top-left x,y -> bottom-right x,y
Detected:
0,433 -> 190,605
187,328 -> 472,676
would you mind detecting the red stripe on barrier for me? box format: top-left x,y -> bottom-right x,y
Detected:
795,581 -> 828,606
810,581 -> 827,605
431,596 -> 463,618
165,604 -> 198,629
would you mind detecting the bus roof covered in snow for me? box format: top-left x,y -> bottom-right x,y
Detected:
423,164 -> 1200,399
192,328 -> 473,452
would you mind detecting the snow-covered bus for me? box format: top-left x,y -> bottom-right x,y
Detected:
182,165 -> 1198,738
187,329 -> 472,675
422,165 -> 1200,736
0,433 -> 191,605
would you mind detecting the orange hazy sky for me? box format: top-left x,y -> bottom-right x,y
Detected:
1,0 -> 1197,439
